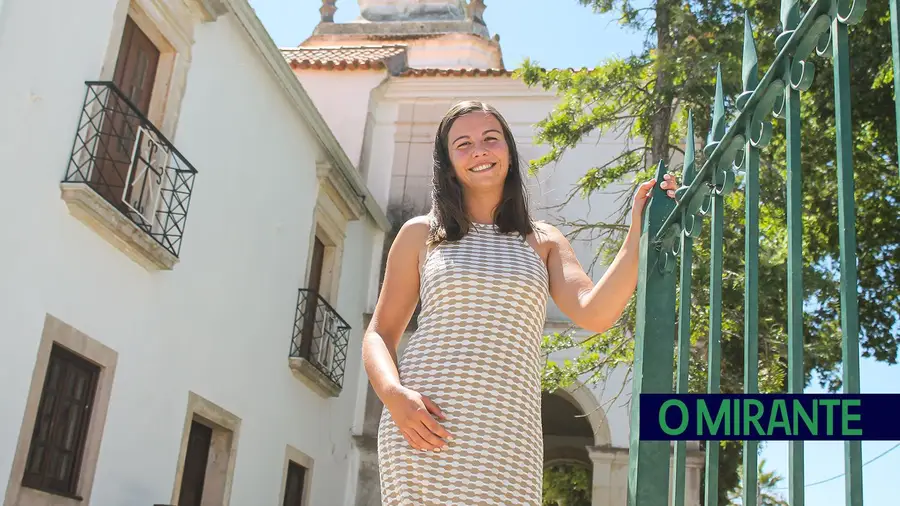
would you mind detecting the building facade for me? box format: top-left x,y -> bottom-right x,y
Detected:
0,0 -> 389,505
0,0 -> 702,504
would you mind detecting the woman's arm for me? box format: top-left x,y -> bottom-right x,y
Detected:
545,175 -> 677,333
362,215 -> 452,452
362,216 -> 426,403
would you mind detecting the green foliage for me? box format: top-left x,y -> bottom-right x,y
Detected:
542,464 -> 593,506
727,458 -> 790,506
522,0 -> 899,503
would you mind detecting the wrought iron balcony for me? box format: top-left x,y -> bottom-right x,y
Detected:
62,81 -> 197,259
290,289 -> 350,392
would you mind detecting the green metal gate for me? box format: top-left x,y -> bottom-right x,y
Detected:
627,0 -> 898,504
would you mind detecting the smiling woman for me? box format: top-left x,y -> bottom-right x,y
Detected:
428,102 -> 532,244
362,100 -> 678,505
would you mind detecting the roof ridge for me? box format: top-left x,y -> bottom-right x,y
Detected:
279,44 -> 408,51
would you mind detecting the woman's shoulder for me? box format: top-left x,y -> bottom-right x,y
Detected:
398,214 -> 432,235
392,214 -> 432,251
531,220 -> 564,243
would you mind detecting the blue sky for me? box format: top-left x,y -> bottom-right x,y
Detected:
249,1 -> 899,503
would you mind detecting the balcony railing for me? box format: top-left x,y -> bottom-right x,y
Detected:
63,81 -> 198,258
290,289 -> 350,389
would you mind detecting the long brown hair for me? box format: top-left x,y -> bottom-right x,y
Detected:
427,101 -> 535,245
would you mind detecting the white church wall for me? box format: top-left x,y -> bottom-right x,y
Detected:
0,1 -> 381,505
293,69 -> 389,171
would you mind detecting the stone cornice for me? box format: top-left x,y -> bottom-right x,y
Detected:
383,75 -> 560,99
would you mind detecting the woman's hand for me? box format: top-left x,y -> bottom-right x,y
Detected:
631,173 -> 679,225
384,385 -> 453,452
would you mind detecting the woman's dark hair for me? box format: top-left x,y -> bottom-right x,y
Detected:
427,101 -> 535,245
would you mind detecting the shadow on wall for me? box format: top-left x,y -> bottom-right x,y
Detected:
379,197 -> 432,318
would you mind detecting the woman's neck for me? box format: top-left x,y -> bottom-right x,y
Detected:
464,187 -> 503,225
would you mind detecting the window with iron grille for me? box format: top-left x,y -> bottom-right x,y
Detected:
22,344 -> 100,498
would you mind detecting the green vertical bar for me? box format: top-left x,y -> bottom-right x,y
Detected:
891,0 -> 900,175
671,112 -> 697,506
704,190 -> 723,506
627,160 -> 678,506
832,16 -> 864,506
785,64 -> 806,506
742,122 -> 760,506
739,14 -> 760,506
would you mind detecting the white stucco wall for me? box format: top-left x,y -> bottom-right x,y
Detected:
293,69 -> 388,171
0,2 -> 380,506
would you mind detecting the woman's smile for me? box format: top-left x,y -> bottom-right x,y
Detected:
468,162 -> 496,173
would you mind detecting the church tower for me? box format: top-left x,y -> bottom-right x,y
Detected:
301,0 -> 504,71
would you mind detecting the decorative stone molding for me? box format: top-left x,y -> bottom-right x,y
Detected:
320,165 -> 366,223
189,0 -> 230,22
320,0 -> 337,22
60,183 -> 179,270
467,0 -> 486,23
290,357 -> 342,398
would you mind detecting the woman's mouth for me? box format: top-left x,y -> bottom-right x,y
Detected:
469,162 -> 496,173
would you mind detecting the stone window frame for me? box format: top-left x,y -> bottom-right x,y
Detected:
60,0 -> 223,272
3,314 -> 118,506
276,445 -> 315,506
168,391 -> 242,506
309,176 -> 350,307
289,162 -> 363,398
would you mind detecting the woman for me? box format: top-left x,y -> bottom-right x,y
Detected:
362,101 -> 678,505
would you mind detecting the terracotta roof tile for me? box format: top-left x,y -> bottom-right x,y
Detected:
281,45 -> 515,78
281,45 -> 407,71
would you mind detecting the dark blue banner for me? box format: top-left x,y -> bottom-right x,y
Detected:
639,394 -> 900,441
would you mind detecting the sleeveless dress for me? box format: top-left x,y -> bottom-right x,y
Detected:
377,222 -> 550,505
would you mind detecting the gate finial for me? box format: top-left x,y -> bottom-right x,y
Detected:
704,64 -> 726,156
737,12 -> 759,111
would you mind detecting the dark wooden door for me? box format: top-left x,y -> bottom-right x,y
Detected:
22,345 -> 99,496
93,16 -> 160,207
177,420 -> 212,506
282,461 -> 307,506
300,237 -> 326,357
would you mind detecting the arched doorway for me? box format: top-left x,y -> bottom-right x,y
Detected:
541,388 -> 598,506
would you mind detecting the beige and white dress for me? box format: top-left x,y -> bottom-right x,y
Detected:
377,222 -> 550,505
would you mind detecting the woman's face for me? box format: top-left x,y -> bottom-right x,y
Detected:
446,111 -> 510,192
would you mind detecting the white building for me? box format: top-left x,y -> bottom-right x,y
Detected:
0,0 -> 390,505
0,0 -> 702,504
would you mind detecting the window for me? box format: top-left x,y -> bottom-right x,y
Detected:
93,15 -> 161,208
288,174 -> 359,397
282,461 -> 308,506
177,420 -> 214,506
278,446 -> 313,506
298,236 -> 326,356
22,344 -> 100,498
170,392 -> 241,506
59,0 -> 216,271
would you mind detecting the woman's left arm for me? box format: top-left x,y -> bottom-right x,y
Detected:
545,174 -> 678,334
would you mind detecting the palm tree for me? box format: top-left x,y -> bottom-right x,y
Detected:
727,458 -> 790,506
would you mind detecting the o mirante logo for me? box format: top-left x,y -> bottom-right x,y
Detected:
639,394 -> 900,441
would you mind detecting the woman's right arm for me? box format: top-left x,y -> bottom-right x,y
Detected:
362,216 -> 452,452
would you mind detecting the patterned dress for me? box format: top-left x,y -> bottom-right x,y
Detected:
377,222 -> 550,505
